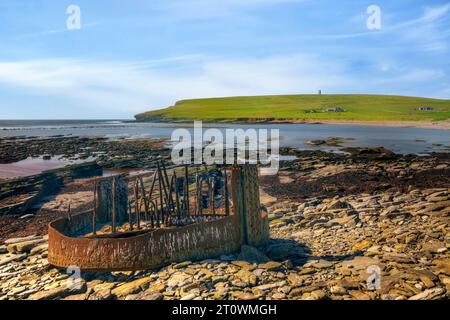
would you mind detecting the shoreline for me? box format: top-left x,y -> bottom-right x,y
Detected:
291,119 -> 450,130
134,118 -> 450,130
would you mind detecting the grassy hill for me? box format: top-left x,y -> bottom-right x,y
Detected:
135,94 -> 450,123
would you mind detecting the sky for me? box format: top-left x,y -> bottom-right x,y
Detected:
0,0 -> 449,119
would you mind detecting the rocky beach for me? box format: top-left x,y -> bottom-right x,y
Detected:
0,137 -> 449,300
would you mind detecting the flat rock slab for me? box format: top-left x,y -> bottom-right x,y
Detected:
340,256 -> 382,276
112,277 -> 152,297
0,254 -> 27,267
7,239 -> 47,253
30,243 -> 49,255
4,235 -> 41,245
29,280 -> 86,300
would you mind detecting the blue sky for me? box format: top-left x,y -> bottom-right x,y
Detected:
0,0 -> 449,119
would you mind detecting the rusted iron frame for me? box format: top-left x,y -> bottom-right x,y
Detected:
90,164 -> 234,236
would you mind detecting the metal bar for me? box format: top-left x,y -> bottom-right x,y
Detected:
198,180 -> 203,215
195,171 -> 200,215
138,176 -> 149,221
128,201 -> 133,231
155,199 -> 160,228
210,177 -> 215,215
148,170 -> 158,199
184,165 -> 190,217
150,200 -> 157,228
157,163 -> 172,223
171,174 -> 182,219
158,169 -> 165,225
224,168 -> 230,216
134,179 -> 141,230
205,177 -> 211,214
67,203 -> 72,222
161,160 -> 176,215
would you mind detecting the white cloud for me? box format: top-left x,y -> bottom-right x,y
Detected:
20,22 -> 100,38
0,55 -> 352,115
315,2 -> 450,51
422,3 -> 450,22
374,68 -> 445,84
0,53 -> 446,118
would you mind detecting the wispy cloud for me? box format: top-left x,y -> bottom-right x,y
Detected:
374,68 -> 445,84
19,22 -> 100,38
0,55 -> 352,115
314,2 -> 450,47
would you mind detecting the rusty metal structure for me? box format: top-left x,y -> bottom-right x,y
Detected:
48,161 -> 269,271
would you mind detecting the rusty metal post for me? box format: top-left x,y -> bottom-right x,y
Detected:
158,170 -> 165,225
224,168 -> 230,216
155,199 -> 160,228
138,176 -> 149,221
93,182 -> 97,235
67,203 -> 72,222
128,201 -> 133,231
171,174 -> 181,218
148,170 -> 158,198
134,179 -> 141,230
198,179 -> 203,216
161,160 -> 176,215
210,178 -> 215,216
184,165 -> 190,217
231,165 -> 269,247
195,167 -> 200,215
231,165 -> 246,245
111,177 -> 116,234
150,200 -> 157,228
157,162 -> 171,217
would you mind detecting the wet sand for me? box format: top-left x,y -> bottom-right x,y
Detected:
0,157 -> 84,180
285,119 -> 450,130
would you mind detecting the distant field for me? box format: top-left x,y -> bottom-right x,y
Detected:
135,94 -> 450,122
